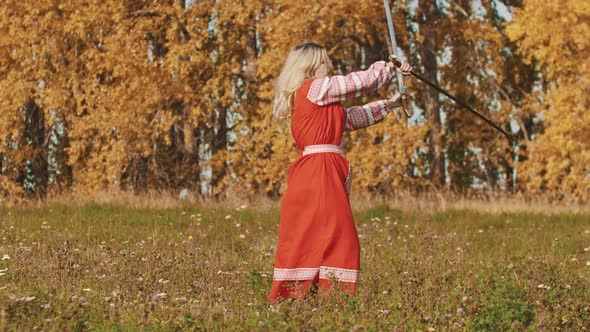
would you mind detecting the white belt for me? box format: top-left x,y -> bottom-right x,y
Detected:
302,144 -> 345,156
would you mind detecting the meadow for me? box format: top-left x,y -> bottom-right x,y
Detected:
0,201 -> 589,331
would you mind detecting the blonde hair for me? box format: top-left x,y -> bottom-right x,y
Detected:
272,42 -> 330,119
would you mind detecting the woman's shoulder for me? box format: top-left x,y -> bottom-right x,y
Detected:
295,79 -> 316,99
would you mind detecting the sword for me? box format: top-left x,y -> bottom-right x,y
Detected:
383,0 -> 514,143
384,0 -> 413,117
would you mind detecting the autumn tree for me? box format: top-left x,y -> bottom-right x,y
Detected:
507,0 -> 590,202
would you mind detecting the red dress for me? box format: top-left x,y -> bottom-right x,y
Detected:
269,61 -> 396,301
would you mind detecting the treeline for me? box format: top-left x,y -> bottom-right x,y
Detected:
0,0 -> 588,202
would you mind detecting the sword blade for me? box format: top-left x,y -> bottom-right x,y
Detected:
384,0 -> 405,93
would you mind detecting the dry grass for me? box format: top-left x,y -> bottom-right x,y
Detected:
7,190 -> 588,215
0,203 -> 589,330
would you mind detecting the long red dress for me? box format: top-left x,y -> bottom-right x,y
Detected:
269,61 -> 396,301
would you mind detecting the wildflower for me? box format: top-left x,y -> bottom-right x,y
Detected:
565,284 -> 572,290
239,234 -> 246,239
40,303 -> 51,310
240,204 -> 247,209
235,223 -> 241,227
152,293 -> 166,302
225,215 -> 232,220
537,284 -> 551,290
382,290 -> 389,295
78,296 -> 89,307
379,309 -> 390,315
188,235 -> 193,240
16,296 -> 36,303
1,254 -> 10,260
190,214 -> 196,219
478,229 -> 483,233
586,261 -> 590,266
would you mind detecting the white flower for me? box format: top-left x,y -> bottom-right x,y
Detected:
1,254 -> 10,260
225,215 -> 232,220
239,234 -> 246,239
235,223 -> 241,228
537,284 -> 551,290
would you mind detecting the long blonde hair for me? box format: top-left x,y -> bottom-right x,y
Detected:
272,42 -> 330,119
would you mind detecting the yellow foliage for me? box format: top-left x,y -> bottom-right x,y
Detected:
507,0 -> 590,202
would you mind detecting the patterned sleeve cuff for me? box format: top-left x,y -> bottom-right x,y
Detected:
345,99 -> 393,131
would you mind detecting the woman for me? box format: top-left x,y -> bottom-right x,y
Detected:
269,41 -> 412,301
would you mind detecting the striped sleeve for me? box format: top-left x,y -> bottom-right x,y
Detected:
307,61 -> 395,106
345,100 -> 392,131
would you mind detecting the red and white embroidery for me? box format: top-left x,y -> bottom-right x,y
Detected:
307,61 -> 395,106
319,266 -> 359,283
345,164 -> 353,195
302,144 -> 345,157
273,268 -> 319,281
345,100 -> 390,131
273,266 -> 359,283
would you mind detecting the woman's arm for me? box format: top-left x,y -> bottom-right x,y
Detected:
307,61 -> 395,106
345,93 -> 409,131
344,100 -> 391,131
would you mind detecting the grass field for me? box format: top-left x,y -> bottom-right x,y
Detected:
0,203 -> 589,331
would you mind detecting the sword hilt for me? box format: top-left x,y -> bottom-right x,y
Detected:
388,55 -> 414,118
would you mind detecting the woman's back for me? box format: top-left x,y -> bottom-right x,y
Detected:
291,80 -> 346,150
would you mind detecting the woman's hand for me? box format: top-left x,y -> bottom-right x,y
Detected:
387,92 -> 411,109
388,55 -> 413,75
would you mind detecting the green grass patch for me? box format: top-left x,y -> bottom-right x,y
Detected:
0,204 -> 588,330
